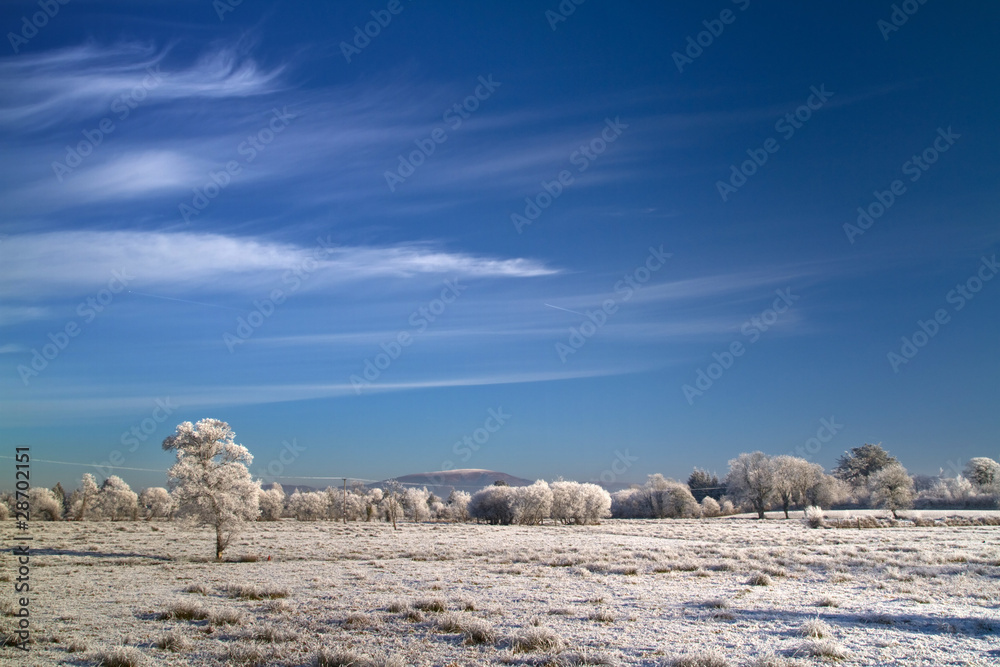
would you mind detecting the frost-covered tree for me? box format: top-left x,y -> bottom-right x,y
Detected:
725,452 -> 776,519
469,484 -> 516,525
0,498 -> 9,521
805,473 -> 851,509
52,482 -> 68,519
443,490 -> 471,522
29,487 -> 62,520
700,496 -> 721,517
869,463 -> 914,518
258,484 -> 285,521
964,457 -> 1000,490
139,487 -> 173,519
162,419 -> 260,561
70,473 -> 101,520
610,487 -> 647,518
95,475 -> 138,521
645,474 -> 700,518
512,480 -> 553,525
288,490 -> 328,520
772,456 -> 822,518
403,487 -> 431,522
381,480 -> 404,529
834,443 -> 897,488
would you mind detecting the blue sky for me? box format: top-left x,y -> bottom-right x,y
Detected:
1,0 -> 998,491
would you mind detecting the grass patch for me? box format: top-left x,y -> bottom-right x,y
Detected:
154,631 -> 191,652
670,651 -> 731,667
747,572 -> 773,587
512,627 -> 564,653
413,597 -> 447,613
157,601 -> 208,621
797,639 -> 849,660
91,646 -> 147,667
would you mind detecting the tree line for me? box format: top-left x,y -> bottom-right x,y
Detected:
3,419 -> 998,560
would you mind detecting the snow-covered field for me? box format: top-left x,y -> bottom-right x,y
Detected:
3,516 -> 999,666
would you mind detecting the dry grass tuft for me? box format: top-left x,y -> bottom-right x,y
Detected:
588,609 -> 616,623
91,646 -> 147,667
252,626 -> 299,643
413,597 -> 447,612
747,572 -> 773,587
154,631 -> 191,652
386,600 -> 407,613
343,612 -> 379,629
797,639 -> 849,660
815,596 -> 840,608
182,583 -> 210,595
512,626 -> 564,653
262,599 -> 292,614
224,583 -> 289,600
314,648 -> 406,667
227,642 -> 273,666
670,651 -> 731,667
208,608 -> 245,626
158,601 -> 208,621
800,618 -> 834,639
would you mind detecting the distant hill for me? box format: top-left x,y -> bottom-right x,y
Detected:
389,469 -> 533,496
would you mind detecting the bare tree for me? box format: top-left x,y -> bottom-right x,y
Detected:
162,419 -> 260,561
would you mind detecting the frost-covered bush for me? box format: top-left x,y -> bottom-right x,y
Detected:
551,481 -> 611,524
96,475 -> 138,520
402,487 -> 431,522
612,476 -> 701,518
138,487 -> 173,519
258,485 -> 285,521
28,487 -> 62,520
803,505 -> 825,528
719,499 -> 735,515
511,480 -> 553,525
700,496 -> 721,517
0,499 -> 8,520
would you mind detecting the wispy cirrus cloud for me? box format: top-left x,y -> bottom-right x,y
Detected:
0,42 -> 284,131
0,230 -> 559,300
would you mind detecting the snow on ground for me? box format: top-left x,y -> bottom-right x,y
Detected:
2,516 -> 999,666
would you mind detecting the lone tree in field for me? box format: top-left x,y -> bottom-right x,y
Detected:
163,419 -> 260,561
725,451 -> 776,519
833,443 -> 897,487
869,462 -> 914,518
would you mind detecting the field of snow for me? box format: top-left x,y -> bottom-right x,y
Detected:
3,516 -> 999,666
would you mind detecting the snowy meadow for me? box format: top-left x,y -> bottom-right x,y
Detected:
3,515 -> 999,666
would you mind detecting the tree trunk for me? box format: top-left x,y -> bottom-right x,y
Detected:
216,527 -> 225,562
782,499 -> 790,519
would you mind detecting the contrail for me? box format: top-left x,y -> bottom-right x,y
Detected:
544,303 -> 585,316
128,290 -> 244,312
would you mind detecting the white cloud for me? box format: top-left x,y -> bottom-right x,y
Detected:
0,231 -> 559,300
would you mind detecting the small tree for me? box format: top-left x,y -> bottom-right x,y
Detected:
70,473 -> 100,520
138,487 -> 173,519
834,443 -> 897,488
163,419 -> 260,561
725,451 -> 776,519
869,463 -> 914,518
96,475 -> 139,520
258,484 -> 285,521
382,480 -> 404,529
772,456 -> 821,518
52,482 -> 68,519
